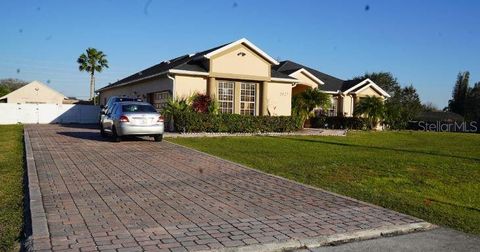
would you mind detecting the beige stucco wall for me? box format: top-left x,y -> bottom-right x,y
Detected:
174,75 -> 207,98
98,76 -> 173,105
341,95 -> 355,117
356,85 -> 384,98
210,44 -> 270,80
265,82 -> 292,116
2,81 -> 66,104
290,71 -> 318,89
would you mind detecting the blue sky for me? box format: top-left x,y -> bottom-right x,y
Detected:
1,0 -> 479,107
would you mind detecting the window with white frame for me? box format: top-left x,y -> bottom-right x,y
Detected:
328,97 -> 337,116
218,81 -> 234,113
240,82 -> 256,115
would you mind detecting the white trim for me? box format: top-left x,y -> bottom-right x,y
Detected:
321,90 -> 340,94
97,71 -> 168,91
342,79 -> 371,94
204,38 -> 279,65
97,69 -> 208,92
288,68 -> 324,85
352,82 -> 391,98
168,69 -> 209,76
271,77 -> 298,83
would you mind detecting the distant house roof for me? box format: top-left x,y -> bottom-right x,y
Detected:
0,80 -> 67,101
413,111 -> 465,122
98,38 -> 290,92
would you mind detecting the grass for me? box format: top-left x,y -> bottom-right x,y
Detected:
0,125 -> 24,251
169,131 -> 480,235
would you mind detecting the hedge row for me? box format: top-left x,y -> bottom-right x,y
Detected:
173,111 -> 303,133
310,116 -> 368,130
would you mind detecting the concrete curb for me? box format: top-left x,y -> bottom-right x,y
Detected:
24,128 -> 50,250
203,222 -> 436,252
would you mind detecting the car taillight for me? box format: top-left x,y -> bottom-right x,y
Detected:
119,115 -> 129,122
158,116 -> 164,123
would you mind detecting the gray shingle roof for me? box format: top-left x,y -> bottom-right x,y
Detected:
98,43 -> 228,91
99,41 -> 295,91
273,60 -> 371,93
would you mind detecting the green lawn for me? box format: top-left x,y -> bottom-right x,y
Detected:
169,131 -> 480,235
0,125 -> 24,251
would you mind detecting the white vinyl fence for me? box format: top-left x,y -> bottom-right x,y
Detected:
0,103 -> 100,124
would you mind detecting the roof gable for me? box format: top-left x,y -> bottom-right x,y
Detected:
0,80 -> 66,100
204,38 -> 279,65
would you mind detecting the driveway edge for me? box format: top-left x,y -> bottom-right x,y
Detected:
166,141 -> 437,251
24,128 -> 51,250
207,222 -> 436,252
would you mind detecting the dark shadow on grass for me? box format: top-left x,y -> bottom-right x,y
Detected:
57,131 -> 153,142
271,136 -> 480,162
426,198 -> 480,213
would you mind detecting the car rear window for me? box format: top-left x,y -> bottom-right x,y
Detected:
116,98 -> 141,102
122,104 -> 157,113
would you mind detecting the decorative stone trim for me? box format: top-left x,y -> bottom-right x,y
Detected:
165,128 -> 347,138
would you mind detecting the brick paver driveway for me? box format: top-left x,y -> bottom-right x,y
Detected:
25,125 -> 429,251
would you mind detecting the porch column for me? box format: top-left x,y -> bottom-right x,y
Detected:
260,81 -> 268,116
207,77 -> 216,98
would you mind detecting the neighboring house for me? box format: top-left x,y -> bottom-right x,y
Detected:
0,80 -> 67,104
97,38 -> 390,117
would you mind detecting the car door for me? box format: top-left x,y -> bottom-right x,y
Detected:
102,103 -> 116,132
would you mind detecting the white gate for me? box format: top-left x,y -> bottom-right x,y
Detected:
0,103 -> 100,124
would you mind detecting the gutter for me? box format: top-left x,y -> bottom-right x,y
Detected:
97,69 -> 207,92
167,74 -> 176,97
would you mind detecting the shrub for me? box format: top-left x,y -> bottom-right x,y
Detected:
173,110 -> 302,133
190,93 -> 212,113
311,116 -> 368,130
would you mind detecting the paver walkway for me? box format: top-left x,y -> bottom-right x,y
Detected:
26,125 -> 430,251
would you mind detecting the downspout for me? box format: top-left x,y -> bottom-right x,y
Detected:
167,73 -> 175,97
167,73 -> 176,132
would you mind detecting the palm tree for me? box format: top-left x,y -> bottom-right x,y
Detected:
354,95 -> 385,129
77,48 -> 109,102
291,87 -> 331,127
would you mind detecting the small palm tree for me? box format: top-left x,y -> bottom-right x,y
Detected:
77,48 -> 109,102
354,96 -> 385,129
292,87 -> 331,127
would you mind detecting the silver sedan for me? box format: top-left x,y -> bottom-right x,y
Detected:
100,101 -> 164,142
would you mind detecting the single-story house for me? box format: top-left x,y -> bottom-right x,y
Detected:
0,80 -> 67,104
97,38 -> 390,117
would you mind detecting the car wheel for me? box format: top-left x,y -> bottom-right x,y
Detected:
112,127 -> 121,142
153,134 -> 163,142
100,126 -> 107,138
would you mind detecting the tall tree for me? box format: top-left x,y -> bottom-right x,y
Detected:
399,85 -> 422,127
448,71 -> 469,115
77,48 -> 109,101
421,102 -> 440,112
465,82 -> 480,121
0,78 -> 28,97
353,96 -> 385,129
